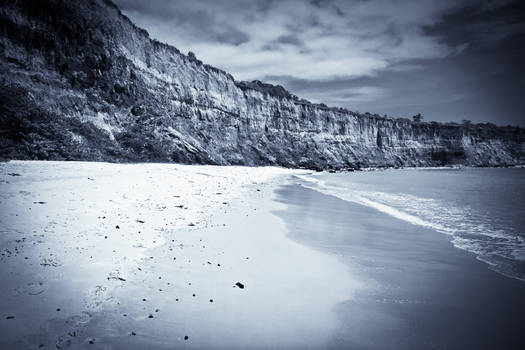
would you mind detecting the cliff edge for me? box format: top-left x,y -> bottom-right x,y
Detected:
1,0 -> 524,168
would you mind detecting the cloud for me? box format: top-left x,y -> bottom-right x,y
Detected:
308,86 -> 390,105
114,0 -> 464,81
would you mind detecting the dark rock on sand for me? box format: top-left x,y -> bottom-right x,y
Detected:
235,282 -> 245,289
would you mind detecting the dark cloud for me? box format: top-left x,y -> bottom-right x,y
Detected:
425,0 -> 525,46
275,34 -> 304,47
114,0 -> 525,126
213,26 -> 250,46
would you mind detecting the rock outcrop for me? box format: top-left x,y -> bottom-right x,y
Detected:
1,0 -> 523,168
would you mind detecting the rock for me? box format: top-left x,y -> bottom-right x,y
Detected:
6,315 -> 15,319
235,282 -> 245,289
7,173 -> 21,176
0,0 -> 522,168
107,272 -> 126,281
184,336 -> 189,340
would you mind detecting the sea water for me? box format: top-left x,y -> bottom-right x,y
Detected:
297,167 -> 525,282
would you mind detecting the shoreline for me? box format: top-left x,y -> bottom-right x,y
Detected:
1,159 -> 524,174
297,167 -> 525,283
274,182 -> 525,349
2,160 -> 524,349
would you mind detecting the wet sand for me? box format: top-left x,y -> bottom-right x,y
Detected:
0,161 -> 356,349
275,183 -> 525,350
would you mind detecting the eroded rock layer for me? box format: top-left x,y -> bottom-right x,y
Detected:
1,0 -> 523,168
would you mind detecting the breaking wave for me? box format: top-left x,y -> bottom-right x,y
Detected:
295,174 -> 525,282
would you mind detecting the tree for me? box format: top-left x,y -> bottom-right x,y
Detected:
187,51 -> 202,64
412,113 -> 423,122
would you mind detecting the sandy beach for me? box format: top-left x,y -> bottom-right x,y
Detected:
2,161 -> 524,349
0,161 -> 356,349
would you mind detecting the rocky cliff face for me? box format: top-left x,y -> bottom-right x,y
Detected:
1,0 -> 524,168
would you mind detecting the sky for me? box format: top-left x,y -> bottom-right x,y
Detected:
114,0 -> 525,126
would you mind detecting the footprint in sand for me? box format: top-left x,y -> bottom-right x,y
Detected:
14,281 -> 46,296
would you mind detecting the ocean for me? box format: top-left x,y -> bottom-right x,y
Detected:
274,167 -> 525,349
297,167 -> 525,282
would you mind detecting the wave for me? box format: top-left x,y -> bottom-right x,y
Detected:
294,174 -> 525,282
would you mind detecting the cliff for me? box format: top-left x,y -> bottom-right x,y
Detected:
1,0 -> 524,169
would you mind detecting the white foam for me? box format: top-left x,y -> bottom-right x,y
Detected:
295,173 -> 525,281
351,194 -> 443,232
